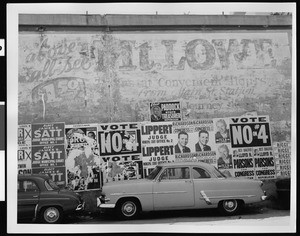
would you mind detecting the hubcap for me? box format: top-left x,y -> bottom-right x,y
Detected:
223,200 -> 237,212
122,202 -> 136,217
44,207 -> 59,223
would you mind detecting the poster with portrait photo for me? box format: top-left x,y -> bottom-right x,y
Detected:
215,143 -> 234,177
214,118 -> 231,143
172,120 -> 216,165
150,101 -> 182,122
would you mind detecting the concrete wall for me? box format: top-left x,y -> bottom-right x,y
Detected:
18,14 -> 292,143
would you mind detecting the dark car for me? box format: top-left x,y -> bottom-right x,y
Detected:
275,178 -> 291,209
18,174 -> 85,223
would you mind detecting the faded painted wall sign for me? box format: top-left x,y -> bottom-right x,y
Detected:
19,32 -> 292,128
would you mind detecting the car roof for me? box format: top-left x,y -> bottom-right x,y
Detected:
18,174 -> 51,180
158,161 -> 214,169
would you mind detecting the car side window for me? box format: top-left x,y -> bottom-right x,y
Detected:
192,167 -> 211,179
160,167 -> 190,180
23,180 -> 39,192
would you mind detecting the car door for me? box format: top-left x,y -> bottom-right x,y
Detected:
18,179 -> 40,220
153,166 -> 195,210
192,167 -> 221,208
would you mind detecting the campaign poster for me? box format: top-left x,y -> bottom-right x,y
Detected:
172,120 -> 217,166
32,166 -> 66,186
18,124 -> 31,147
65,124 -> 101,191
150,101 -> 182,122
253,146 -> 276,179
31,145 -> 65,168
229,116 -> 272,148
31,122 -> 65,146
98,122 -> 143,182
18,146 -> 32,175
141,122 -> 175,176
213,118 -> 231,144
273,141 -> 291,178
232,147 -> 255,179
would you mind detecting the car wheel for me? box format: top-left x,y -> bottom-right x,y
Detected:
41,206 -> 63,223
117,199 -> 140,220
218,199 -> 242,216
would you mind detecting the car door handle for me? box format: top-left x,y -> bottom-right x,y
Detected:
185,180 -> 192,183
32,195 -> 39,198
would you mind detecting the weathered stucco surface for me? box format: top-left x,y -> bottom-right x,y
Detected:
18,31 -> 292,141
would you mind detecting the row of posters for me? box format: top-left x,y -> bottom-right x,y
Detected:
18,115 -> 288,191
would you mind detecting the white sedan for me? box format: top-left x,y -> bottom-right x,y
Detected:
98,162 -> 267,220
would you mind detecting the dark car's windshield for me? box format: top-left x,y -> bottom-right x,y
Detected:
45,179 -> 60,191
146,166 -> 162,180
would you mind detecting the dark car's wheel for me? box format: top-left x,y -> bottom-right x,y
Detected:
218,199 -> 243,216
117,199 -> 140,220
40,206 -> 63,223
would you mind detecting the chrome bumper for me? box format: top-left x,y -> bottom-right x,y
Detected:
99,203 -> 116,209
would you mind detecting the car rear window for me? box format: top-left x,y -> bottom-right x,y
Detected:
45,179 -> 60,191
192,167 -> 211,179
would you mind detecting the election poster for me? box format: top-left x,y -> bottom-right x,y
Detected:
172,120 -> 217,166
98,122 -> 143,182
215,143 -> 235,177
18,124 -> 31,147
150,101 -> 182,122
232,147 -> 255,179
31,145 -> 65,168
273,141 -> 291,178
229,116 -> 272,148
31,122 -> 65,146
228,116 -> 274,179
18,146 -> 32,175
65,124 -> 101,191
214,118 -> 231,144
253,146 -> 276,179
141,122 -> 175,176
32,166 -> 66,186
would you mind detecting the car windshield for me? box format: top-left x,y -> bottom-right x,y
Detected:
146,166 -> 162,180
45,179 -> 60,191
212,167 -> 226,178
